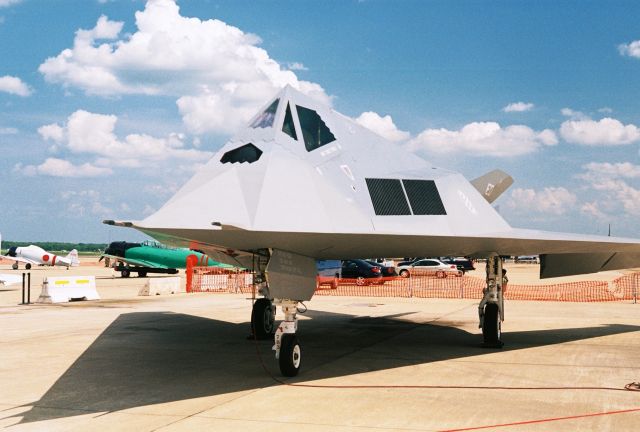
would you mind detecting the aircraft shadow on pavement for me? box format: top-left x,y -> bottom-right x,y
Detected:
12,309 -> 640,424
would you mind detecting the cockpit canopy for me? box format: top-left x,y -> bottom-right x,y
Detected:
248,96 -> 336,153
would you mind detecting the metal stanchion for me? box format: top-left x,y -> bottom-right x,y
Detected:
20,272 -> 31,305
21,272 -> 25,305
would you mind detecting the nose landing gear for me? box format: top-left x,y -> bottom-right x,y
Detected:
273,300 -> 301,377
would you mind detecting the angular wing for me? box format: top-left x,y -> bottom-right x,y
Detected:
101,253 -> 169,269
105,220 -> 640,279
0,254 -> 39,265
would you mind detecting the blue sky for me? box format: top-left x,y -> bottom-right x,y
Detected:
0,0 -> 639,242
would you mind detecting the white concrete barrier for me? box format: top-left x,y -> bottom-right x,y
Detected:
37,276 -> 100,303
138,277 -> 183,296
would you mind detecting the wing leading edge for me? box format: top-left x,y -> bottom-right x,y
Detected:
111,222 -> 640,279
100,253 -> 169,269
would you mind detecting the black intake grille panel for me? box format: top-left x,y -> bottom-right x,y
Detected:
402,179 -> 447,215
365,178 -> 411,216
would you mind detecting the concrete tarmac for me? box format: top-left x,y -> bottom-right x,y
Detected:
1,263 -> 640,431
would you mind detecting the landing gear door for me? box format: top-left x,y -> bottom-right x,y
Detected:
266,250 -> 317,301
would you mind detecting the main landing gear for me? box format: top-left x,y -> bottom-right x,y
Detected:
250,298 -> 302,376
478,254 -> 504,348
251,297 -> 275,339
248,249 -> 313,377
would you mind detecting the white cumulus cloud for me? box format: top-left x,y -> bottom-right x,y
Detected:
560,117 -> 640,146
581,162 -> 640,179
580,201 -> 608,220
59,189 -> 113,217
39,0 -> 330,135
407,122 -> 557,157
560,107 -> 589,120
502,102 -> 534,113
38,123 -> 65,142
0,0 -> 22,7
39,110 -> 212,168
19,158 -> 113,178
508,187 -> 577,215
0,75 -> 32,96
355,111 -> 410,142
0,127 -> 18,135
618,40 -> 640,58
287,62 -> 308,71
577,162 -> 640,217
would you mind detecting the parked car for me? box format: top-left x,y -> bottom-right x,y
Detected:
365,260 -> 397,277
397,258 -> 460,278
341,259 -> 384,285
441,257 -> 475,274
397,257 -> 424,267
515,255 -> 539,264
316,260 -> 341,289
371,258 -> 396,267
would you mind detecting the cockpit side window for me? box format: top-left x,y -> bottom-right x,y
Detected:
282,103 -> 298,140
296,105 -> 336,152
250,99 -> 279,129
220,143 -> 263,164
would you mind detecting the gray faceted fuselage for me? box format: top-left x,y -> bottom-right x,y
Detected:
115,86 -> 640,278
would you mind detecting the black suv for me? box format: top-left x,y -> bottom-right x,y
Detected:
441,257 -> 475,274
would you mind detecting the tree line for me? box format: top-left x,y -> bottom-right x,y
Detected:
1,241 -> 107,253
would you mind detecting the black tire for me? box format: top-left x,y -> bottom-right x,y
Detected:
121,269 -> 131,278
399,269 -> 409,278
279,334 -> 301,377
12,263 -> 18,270
138,271 -> 147,277
25,263 -> 32,270
482,303 -> 502,347
251,298 -> 274,339
331,277 -> 339,290
436,270 -> 446,278
355,276 -> 366,286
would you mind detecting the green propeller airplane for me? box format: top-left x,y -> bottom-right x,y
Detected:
100,241 -> 235,278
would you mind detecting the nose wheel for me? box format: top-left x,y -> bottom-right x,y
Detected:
278,334 -> 301,377
272,300 -> 302,377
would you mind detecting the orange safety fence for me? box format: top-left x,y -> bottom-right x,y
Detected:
187,266 -> 640,303
188,266 -> 253,294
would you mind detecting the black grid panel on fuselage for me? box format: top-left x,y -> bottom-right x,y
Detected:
365,178 -> 411,216
402,179 -> 447,215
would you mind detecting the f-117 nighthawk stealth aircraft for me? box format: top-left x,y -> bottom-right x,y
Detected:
105,86 -> 640,376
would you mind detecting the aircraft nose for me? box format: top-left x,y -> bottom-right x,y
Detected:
7,246 -> 17,257
105,242 -> 125,257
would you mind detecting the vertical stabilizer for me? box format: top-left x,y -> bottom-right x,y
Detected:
471,169 -> 514,204
66,249 -> 80,267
